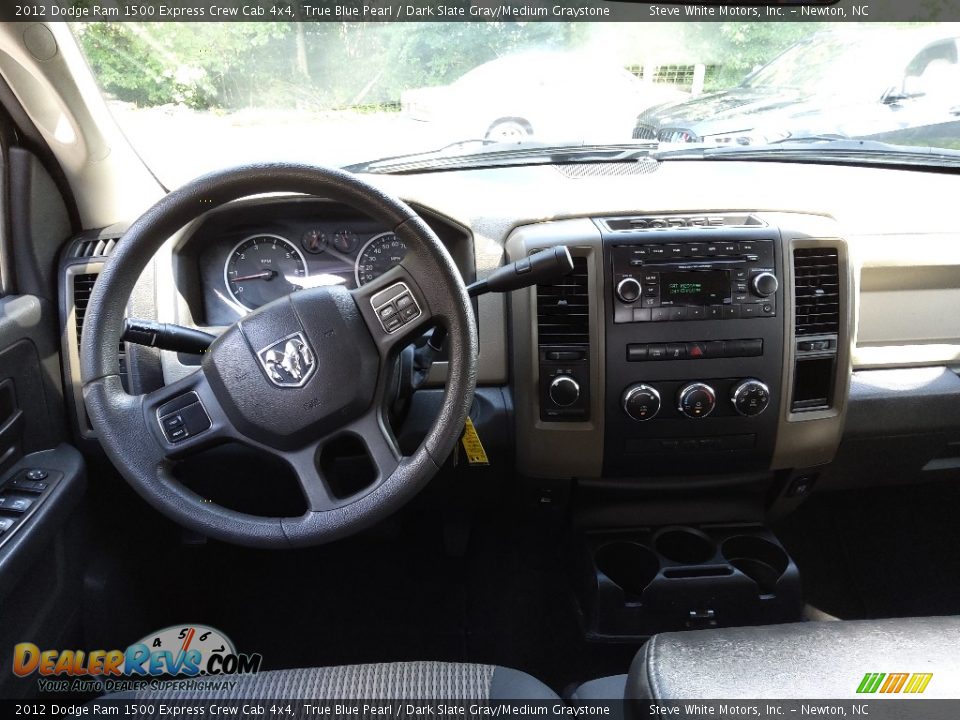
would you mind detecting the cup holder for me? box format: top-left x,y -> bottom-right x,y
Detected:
653,527 -> 717,564
722,536 -> 789,594
595,541 -> 660,598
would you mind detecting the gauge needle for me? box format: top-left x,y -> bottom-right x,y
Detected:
231,270 -> 277,282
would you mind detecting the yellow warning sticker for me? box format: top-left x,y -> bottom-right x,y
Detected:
461,417 -> 490,466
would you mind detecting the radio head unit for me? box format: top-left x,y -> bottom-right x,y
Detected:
611,239 -> 778,323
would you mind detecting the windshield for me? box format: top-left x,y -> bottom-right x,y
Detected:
71,21 -> 960,184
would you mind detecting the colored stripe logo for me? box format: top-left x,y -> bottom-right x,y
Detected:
857,672 -> 933,694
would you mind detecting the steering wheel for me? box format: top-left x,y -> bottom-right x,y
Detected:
80,164 -> 478,548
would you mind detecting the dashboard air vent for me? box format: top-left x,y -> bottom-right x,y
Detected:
793,248 -> 840,336
73,237 -> 118,258
537,256 -> 590,346
73,272 -> 127,390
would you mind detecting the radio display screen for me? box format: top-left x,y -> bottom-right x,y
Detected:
660,270 -> 731,304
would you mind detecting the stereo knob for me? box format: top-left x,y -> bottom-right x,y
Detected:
731,379 -> 770,417
750,272 -> 779,298
677,382 -> 716,419
616,277 -> 642,303
549,376 -> 580,407
622,384 -> 661,422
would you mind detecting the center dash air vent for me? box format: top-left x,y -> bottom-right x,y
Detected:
73,237 -> 119,258
73,272 -> 127,391
793,248 -> 840,335
536,256 -> 590,346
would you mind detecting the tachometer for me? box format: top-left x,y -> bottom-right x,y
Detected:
355,232 -> 408,286
224,234 -> 307,311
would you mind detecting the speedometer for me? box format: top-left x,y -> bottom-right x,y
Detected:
355,232 -> 408,286
224,234 -> 307,311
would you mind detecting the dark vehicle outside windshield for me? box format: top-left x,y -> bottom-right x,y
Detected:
633,27 -> 960,147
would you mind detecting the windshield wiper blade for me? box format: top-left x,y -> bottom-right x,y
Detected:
346,141 -> 658,174
654,137 -> 960,166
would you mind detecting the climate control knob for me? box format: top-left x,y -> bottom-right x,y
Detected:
616,277 -> 642,303
750,272 -> 779,298
677,382 -> 716,419
622,384 -> 661,422
549,375 -> 581,407
731,379 -> 770,417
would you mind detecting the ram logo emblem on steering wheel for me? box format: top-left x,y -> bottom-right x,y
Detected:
257,332 -> 316,388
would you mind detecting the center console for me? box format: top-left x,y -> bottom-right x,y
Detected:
600,219 -> 785,476
506,211 -> 850,483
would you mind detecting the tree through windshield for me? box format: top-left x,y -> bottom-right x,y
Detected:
72,21 -> 960,185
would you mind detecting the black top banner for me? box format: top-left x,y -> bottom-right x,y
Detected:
4,0 -> 960,23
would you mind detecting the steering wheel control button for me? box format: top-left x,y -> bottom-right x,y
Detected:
622,384 -> 661,421
0,496 -> 33,513
25,469 -> 48,481
157,392 -> 211,444
731,379 -> 771,417
548,376 -> 581,407
678,382 -> 717,419
371,282 -> 421,334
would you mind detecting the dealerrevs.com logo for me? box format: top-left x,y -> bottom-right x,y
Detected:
13,624 -> 262,694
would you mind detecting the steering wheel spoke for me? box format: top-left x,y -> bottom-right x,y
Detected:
140,369 -> 236,461
351,256 -> 436,357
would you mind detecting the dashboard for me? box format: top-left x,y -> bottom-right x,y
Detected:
58,159 -> 960,497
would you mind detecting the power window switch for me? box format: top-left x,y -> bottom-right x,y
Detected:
0,496 -> 33,513
0,517 -> 13,534
9,479 -> 48,494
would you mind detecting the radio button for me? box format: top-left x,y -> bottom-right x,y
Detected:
667,244 -> 684,257
643,297 -> 659,308
705,244 -> 720,256
669,307 -> 689,321
751,272 -> 779,298
616,277 -> 642,303
686,243 -> 706,256
688,307 -> 706,320
633,308 -> 652,322
643,286 -> 658,298
642,273 -> 658,283
739,242 -> 757,254
648,246 -> 668,258
734,269 -> 748,281
633,247 -> 650,257
707,306 -> 723,319
741,304 -> 759,317
718,243 -> 739,256
651,308 -> 670,321
722,305 -> 740,319
760,303 -> 775,315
